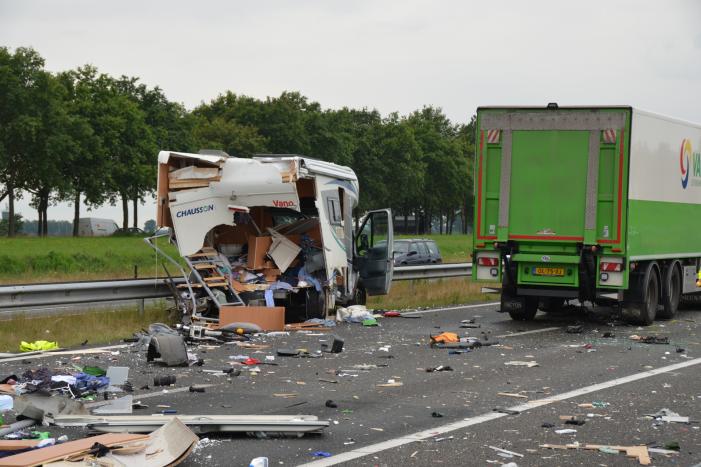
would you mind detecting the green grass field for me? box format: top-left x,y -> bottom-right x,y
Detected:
0,233 -> 472,284
0,236 -> 182,284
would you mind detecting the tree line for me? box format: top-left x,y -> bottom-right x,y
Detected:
0,46 -> 475,237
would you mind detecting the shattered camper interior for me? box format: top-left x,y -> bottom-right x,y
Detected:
149,151 -> 370,331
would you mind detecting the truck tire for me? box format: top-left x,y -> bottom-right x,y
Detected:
502,292 -> 538,321
623,263 -> 659,325
659,263 -> 681,319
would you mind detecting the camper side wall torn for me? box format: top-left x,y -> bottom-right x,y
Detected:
152,151 -> 394,327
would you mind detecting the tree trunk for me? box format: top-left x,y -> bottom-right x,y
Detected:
42,194 -> 49,236
439,211 -> 443,235
73,192 -> 80,237
132,197 -> 138,229
37,203 -> 43,236
121,195 -> 129,230
7,187 -> 15,237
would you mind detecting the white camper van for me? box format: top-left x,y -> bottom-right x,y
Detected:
151,151 -> 394,324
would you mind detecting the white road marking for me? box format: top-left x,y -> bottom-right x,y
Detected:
402,302 -> 499,316
0,344 -> 130,363
299,357 -> 701,467
495,327 -> 561,338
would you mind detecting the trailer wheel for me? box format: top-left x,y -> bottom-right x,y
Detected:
659,263 -> 681,319
502,292 -> 538,321
623,263 -> 659,325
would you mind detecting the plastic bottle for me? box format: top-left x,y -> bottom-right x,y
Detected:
249,457 -> 269,467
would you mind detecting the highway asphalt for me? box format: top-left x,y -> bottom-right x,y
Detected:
2,301 -> 700,466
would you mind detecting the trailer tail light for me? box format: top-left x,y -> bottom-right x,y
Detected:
599,257 -> 624,287
476,252 -> 501,280
478,257 -> 499,267
600,262 -> 622,272
603,129 -> 617,144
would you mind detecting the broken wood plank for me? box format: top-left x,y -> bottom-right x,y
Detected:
203,276 -> 225,281
0,433 -> 148,466
497,392 -> 529,399
540,443 -> 651,465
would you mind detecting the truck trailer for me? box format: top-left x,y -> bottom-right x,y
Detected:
472,105 -> 701,324
149,151 -> 394,326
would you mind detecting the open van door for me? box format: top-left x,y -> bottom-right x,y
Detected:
355,209 -> 393,295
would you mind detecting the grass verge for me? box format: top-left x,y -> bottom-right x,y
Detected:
368,277 -> 495,310
0,302 -> 173,352
0,236 -> 182,284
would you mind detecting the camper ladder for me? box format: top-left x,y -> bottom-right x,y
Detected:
180,248 -> 245,308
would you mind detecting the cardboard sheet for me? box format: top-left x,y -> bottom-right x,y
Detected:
219,305 -> 285,331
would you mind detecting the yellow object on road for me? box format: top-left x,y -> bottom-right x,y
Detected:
19,340 -> 59,352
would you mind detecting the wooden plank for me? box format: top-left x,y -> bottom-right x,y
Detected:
194,263 -> 217,270
0,433 -> 148,466
204,276 -> 225,282
0,440 -> 43,450
206,282 -> 229,288
188,252 -> 216,258
177,283 -> 202,288
168,180 -> 212,189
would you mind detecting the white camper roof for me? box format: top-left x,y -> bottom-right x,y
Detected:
158,151 -> 359,182
253,155 -> 358,181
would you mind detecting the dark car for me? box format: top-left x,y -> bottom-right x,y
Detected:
113,227 -> 146,236
393,239 -> 442,266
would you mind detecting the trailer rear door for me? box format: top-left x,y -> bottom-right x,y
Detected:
474,108 -> 630,250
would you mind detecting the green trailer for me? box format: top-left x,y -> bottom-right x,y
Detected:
472,105 -> 701,324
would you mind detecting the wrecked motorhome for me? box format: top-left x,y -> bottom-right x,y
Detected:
148,151 -> 394,328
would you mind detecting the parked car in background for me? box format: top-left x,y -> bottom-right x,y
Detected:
393,238 -> 442,266
113,227 -> 146,236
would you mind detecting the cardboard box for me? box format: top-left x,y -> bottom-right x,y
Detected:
218,305 -> 285,331
263,268 -> 281,282
247,236 -> 273,270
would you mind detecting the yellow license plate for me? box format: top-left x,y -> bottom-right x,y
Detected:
533,267 -> 565,276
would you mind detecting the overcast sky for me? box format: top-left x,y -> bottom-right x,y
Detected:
1,0 -> 700,224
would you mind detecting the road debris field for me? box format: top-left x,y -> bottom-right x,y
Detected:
0,302 -> 699,466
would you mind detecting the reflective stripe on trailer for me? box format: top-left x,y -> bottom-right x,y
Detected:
487,129 -> 501,144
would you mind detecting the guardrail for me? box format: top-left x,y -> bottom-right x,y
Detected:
0,263 -> 472,309
392,262 -> 472,281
